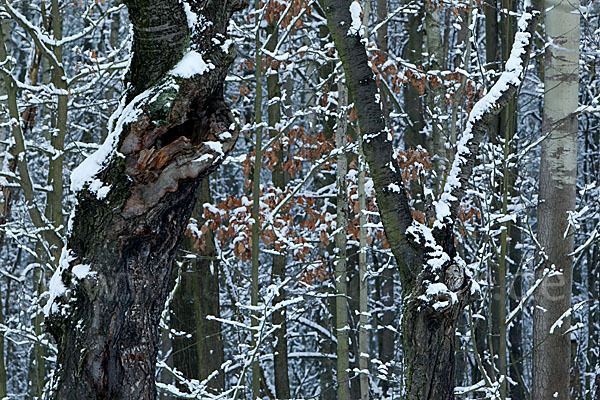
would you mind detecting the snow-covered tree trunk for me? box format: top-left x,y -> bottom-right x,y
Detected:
533,0 -> 580,397
44,1 -> 246,398
323,0 -> 539,397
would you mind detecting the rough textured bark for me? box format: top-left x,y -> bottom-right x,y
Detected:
323,0 -> 539,397
533,0 -> 579,397
45,1 -> 246,399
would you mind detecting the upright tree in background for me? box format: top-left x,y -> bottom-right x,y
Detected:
171,175 -> 224,392
266,11 -> 291,399
44,0 -> 245,398
374,0 -> 395,395
533,0 -> 580,397
335,81 -> 351,400
485,0 -> 520,396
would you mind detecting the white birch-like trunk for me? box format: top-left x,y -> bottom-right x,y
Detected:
533,0 -> 579,397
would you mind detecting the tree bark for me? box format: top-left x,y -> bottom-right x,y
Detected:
323,0 -> 539,397
374,2 -> 395,394
0,291 -> 5,400
335,81 -> 351,400
533,0 -> 579,397
191,177 -> 225,389
266,18 -> 292,399
250,0 -> 263,396
170,176 -> 224,392
358,112 -> 369,400
45,1 -> 246,399
403,1 -> 425,149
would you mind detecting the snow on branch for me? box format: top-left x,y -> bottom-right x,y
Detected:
434,1 -> 539,225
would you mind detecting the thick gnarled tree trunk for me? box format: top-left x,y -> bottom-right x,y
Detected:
323,0 -> 538,397
44,1 -> 246,399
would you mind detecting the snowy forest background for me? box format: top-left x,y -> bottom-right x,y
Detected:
0,0 -> 599,399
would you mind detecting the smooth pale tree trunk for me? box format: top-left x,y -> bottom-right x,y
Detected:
323,0 -> 539,397
44,1 -> 245,398
266,19 -> 291,400
533,0 -> 580,397
335,82 -> 351,400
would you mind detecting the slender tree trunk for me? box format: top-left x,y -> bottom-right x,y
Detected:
44,1 -> 245,398
403,1 -> 425,149
424,0 -> 446,178
250,0 -> 263,395
48,0 -> 66,260
0,291 -> 5,400
498,2 -> 525,398
170,176 -> 224,392
588,244 -> 599,399
358,123 -> 369,400
335,81 -> 351,400
265,18 -> 291,399
375,2 -> 395,392
533,0 -> 579,397
312,14 -> 338,396
193,177 -> 225,389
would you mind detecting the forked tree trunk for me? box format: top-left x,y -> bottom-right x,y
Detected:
323,0 -> 539,398
45,1 -> 246,398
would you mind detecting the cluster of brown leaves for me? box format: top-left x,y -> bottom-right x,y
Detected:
458,205 -> 482,236
396,148 -> 432,186
263,126 -> 335,176
198,188 -> 321,264
264,0 -> 312,29
299,262 -> 331,286
441,72 -> 481,112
